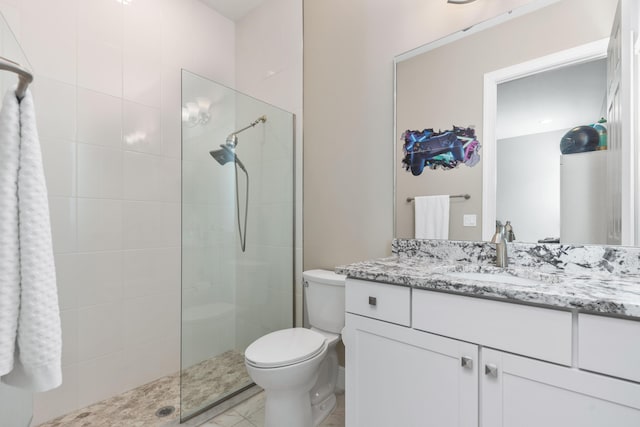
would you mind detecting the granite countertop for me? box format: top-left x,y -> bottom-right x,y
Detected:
336,240 -> 640,319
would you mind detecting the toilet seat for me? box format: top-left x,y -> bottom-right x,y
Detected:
245,328 -> 327,369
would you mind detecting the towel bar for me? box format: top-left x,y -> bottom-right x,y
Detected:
407,194 -> 470,203
0,55 -> 33,100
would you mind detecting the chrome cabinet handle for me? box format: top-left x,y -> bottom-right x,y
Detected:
461,356 -> 473,369
368,296 -> 377,306
485,364 -> 498,377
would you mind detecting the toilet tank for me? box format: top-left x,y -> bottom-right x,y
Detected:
303,269 -> 346,334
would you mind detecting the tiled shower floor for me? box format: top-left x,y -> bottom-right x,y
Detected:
36,349 -> 345,427
37,350 -> 250,427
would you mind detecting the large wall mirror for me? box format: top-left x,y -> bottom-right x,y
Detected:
394,0 -> 638,246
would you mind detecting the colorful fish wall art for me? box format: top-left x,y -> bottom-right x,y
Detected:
402,126 -> 481,176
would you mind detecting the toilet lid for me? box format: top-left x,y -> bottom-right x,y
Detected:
245,328 -> 326,368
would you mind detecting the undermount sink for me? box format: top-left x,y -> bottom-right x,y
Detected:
432,264 -> 559,286
444,271 -> 544,286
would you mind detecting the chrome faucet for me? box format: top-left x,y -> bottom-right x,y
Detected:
491,220 -> 508,267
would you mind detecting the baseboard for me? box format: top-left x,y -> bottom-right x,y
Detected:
337,366 -> 345,391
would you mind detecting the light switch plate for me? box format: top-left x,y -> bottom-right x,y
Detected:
463,214 -> 477,227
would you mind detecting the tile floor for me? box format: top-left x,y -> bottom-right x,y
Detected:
199,390 -> 345,427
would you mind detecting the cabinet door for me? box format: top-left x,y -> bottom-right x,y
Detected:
345,313 -> 478,427
481,348 -> 640,427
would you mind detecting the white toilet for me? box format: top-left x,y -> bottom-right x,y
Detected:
244,269 -> 346,427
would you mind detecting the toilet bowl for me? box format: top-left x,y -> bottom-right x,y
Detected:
245,328 -> 329,427
244,269 -> 346,427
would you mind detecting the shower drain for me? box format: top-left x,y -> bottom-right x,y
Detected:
155,406 -> 176,418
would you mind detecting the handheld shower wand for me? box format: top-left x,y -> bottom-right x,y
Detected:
209,115 -> 267,252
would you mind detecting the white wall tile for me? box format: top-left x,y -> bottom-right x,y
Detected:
77,88 -> 122,147
124,0 -> 163,54
53,253 -> 79,311
123,50 -> 162,107
123,247 -> 180,299
122,293 -> 178,347
31,363 -> 79,425
77,303 -> 123,361
32,77 -> 76,142
40,139 -> 76,197
77,0 -> 123,47
161,65 -> 182,158
257,158 -> 294,205
0,3 -> 21,43
48,197 -> 77,254
123,0 -> 163,107
77,38 -> 123,98
21,0 -> 240,421
77,198 -> 123,252
76,352 -> 127,408
161,157 -> 181,202
161,0 -> 235,86
122,201 -> 179,249
233,0 -> 302,348
60,309 -> 79,367
20,0 -> 77,85
77,144 -> 123,199
76,0 -> 122,97
75,251 -> 123,308
249,202 -> 294,248
122,100 -> 162,155
123,151 -> 160,200
123,152 -> 179,202
122,335 -> 179,392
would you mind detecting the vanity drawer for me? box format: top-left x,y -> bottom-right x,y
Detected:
579,313 -> 640,383
345,279 -> 411,326
412,289 -> 573,365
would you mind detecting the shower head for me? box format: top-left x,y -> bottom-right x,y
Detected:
225,133 -> 238,147
224,115 -> 267,148
209,145 -> 246,172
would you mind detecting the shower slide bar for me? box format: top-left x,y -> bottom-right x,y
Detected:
406,194 -> 471,203
0,55 -> 33,100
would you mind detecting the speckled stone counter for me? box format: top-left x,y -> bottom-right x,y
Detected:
336,239 -> 640,319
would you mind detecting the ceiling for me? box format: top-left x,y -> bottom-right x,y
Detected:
200,0 -> 266,21
497,58 -> 607,140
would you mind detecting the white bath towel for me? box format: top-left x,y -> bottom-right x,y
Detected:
0,89 -> 22,381
414,195 -> 450,239
0,89 -> 62,392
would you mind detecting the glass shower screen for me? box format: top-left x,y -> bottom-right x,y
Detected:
180,70 -> 295,420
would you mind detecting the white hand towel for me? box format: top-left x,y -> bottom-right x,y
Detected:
1,89 -> 62,392
414,195 -> 450,239
0,89 -> 22,380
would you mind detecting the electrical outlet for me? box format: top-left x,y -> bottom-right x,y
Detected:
463,214 -> 477,227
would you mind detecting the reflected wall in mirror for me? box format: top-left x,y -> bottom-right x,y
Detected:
394,0 -> 623,244
496,59 -> 607,244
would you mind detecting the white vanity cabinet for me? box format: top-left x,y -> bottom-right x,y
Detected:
344,278 -> 640,427
345,314 -> 478,427
481,348 -> 640,427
